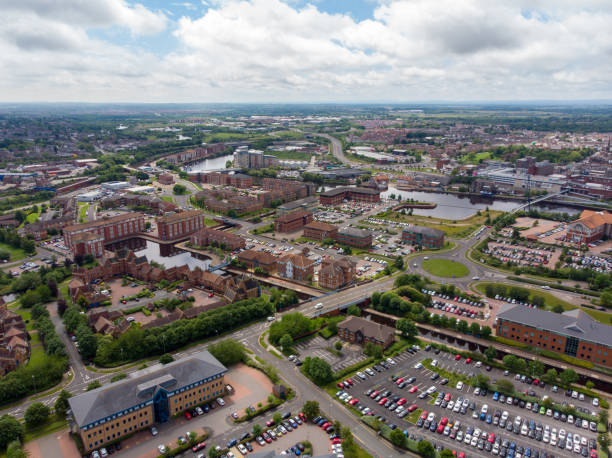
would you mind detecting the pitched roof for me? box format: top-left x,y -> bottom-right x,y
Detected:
337,226 -> 371,238
497,304 -> 612,347
275,209 -> 312,223
277,253 -> 314,269
157,210 -> 203,224
572,210 -> 612,230
320,186 -> 379,197
403,224 -> 445,238
338,316 -> 395,343
68,350 -> 227,427
303,221 -> 337,232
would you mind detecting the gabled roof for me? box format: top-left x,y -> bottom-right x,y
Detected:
338,316 -> 395,343
572,210 -> 612,230
277,253 -> 314,269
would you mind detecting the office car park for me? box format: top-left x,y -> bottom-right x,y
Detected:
334,347 -> 600,458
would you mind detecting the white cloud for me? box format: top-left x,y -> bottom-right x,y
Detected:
0,0 -> 611,101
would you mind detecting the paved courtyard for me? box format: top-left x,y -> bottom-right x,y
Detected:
293,335 -> 367,372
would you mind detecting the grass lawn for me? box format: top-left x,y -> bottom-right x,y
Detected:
581,308 -> 612,324
473,282 -> 577,312
28,332 -> 46,366
161,196 -> 175,203
78,203 -> 89,222
406,408 -> 422,424
204,217 -> 218,227
422,259 -> 469,278
374,210 -> 502,238
23,417 -> 68,443
0,241 -> 30,262
18,211 -> 41,229
12,306 -> 33,330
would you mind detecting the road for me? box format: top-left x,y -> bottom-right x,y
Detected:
309,133 -> 349,165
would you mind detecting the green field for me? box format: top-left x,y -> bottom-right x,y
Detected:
28,332 -> 46,366
0,241 -> 29,262
161,196 -> 174,203
422,259 -> 469,278
78,203 -> 89,222
267,150 -> 314,161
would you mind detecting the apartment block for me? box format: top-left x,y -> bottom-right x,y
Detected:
157,210 -> 206,241
337,316 -> 395,349
319,186 -> 380,205
190,228 -> 245,251
274,210 -> 313,233
318,258 -> 356,290
63,213 -> 145,254
276,253 -> 315,282
303,221 -> 338,241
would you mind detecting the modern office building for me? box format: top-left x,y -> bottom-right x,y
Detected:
319,187 -> 380,205
303,221 -> 338,241
276,196 -> 319,216
68,350 -> 227,451
401,225 -> 445,249
335,227 -> 372,248
274,210 -> 313,233
496,304 -> 612,368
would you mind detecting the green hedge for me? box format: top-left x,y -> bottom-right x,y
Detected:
158,432 -> 208,458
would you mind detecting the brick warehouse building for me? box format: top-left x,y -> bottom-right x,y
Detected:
63,213 -> 145,253
274,210 -> 313,233
190,228 -> 245,251
335,226 -> 372,248
319,187 -> 381,206
157,210 -> 205,241
303,221 -> 338,241
401,225 -> 445,249
69,350 -> 226,452
496,304 -> 612,368
337,316 -> 395,349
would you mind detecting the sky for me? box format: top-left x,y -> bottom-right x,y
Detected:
1,0 -> 611,103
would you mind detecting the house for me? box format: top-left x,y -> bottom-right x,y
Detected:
276,254 -> 315,282
318,258 -> 356,290
337,316 -> 395,349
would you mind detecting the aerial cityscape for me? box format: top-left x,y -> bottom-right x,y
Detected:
0,2 -> 611,458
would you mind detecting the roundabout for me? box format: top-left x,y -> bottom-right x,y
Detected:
421,258 -> 470,278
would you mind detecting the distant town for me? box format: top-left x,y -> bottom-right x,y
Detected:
0,104 -> 610,458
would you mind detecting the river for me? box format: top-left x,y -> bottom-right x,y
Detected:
106,239 -> 211,270
381,187 -> 581,219
183,154 -> 234,173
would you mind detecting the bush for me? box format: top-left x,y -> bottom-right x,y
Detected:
0,415 -> 23,450
208,340 -> 246,366
159,354 -> 174,365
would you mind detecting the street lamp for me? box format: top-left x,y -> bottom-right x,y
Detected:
32,374 -> 36,392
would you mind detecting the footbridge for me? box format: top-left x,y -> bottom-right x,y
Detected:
511,189 -> 569,213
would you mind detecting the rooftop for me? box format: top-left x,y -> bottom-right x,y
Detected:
63,212 -> 144,233
497,304 -> 612,347
275,209 -> 312,223
158,210 -> 203,224
321,186 -> 380,197
68,350 -> 226,427
338,316 -> 395,342
403,224 -> 445,238
337,226 -> 371,238
303,221 -> 337,232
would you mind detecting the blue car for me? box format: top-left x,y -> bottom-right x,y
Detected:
486,414 -> 492,424
227,439 -> 237,448
480,412 -> 486,421
525,447 -> 531,457
493,392 -> 499,401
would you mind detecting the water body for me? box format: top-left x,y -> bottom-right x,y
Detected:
107,239 -> 211,270
382,187 -> 580,219
185,154 -> 234,173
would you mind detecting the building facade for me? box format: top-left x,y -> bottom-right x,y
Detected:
237,250 -> 277,273
190,228 -> 245,251
318,258 -> 356,290
496,305 -> 612,368
401,225 -> 445,249
157,210 -> 206,241
566,210 -> 612,244
274,210 -> 313,233
319,187 -> 381,206
276,254 -> 315,282
63,213 -> 145,253
303,221 -> 338,241
335,227 -> 372,248
337,316 -> 395,349
69,351 -> 227,451
157,173 -> 174,185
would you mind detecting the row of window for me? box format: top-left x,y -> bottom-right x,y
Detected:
501,326 -> 610,356
88,420 -> 149,449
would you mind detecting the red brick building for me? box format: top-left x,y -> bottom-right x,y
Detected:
190,228 -> 245,251
565,210 -> 612,244
319,187 -> 380,205
63,213 -> 145,254
274,210 -> 313,233
496,304 -> 612,368
303,221 -> 338,241
337,316 -> 395,349
156,210 -> 205,241
237,249 -> 277,273
276,253 -> 315,282
318,258 -> 356,290
72,232 -> 105,258
335,227 -> 372,248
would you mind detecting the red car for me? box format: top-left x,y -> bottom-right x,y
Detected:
192,442 -> 206,452
488,433 -> 496,443
370,390 -> 379,398
321,422 -> 331,429
440,417 -> 448,426
459,453 -> 466,458
349,398 -> 359,405
436,424 -> 444,434
337,382 -> 345,388
407,404 -> 418,412
262,433 -> 272,443
395,378 -> 404,385
183,411 -> 192,420
298,412 -> 306,421
332,438 -> 342,445
420,411 -> 428,420
409,386 -> 418,393
345,379 -> 354,386
455,354 -> 461,361
266,420 -> 275,427
378,398 -> 388,405
465,358 -> 472,364
397,398 -> 407,406
208,292 -> 214,298
444,393 -> 451,402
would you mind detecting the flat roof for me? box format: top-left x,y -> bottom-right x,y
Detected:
63,212 -> 143,233
68,350 -> 226,428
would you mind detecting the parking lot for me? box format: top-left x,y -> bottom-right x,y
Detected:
293,336 -> 367,372
333,347 -> 601,458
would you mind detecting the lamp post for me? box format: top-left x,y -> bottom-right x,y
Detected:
32,374 -> 36,392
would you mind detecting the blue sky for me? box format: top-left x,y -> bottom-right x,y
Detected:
0,0 -> 611,102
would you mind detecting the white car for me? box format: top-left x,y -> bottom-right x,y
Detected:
151,426 -> 158,436
157,445 -> 167,454
427,412 -> 436,422
593,398 -> 600,406
414,362 -> 423,369
481,404 -> 488,414
386,358 -> 396,365
237,444 -> 248,455
217,398 -> 225,406
456,381 -> 463,390
315,302 -> 323,309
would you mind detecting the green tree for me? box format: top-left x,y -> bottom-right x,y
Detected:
346,305 -> 361,317
364,342 -> 383,359
469,322 -> 481,335
440,450 -> 455,458
208,339 -> 245,366
475,374 -> 490,390
484,346 -> 497,361
394,256 -> 404,270
528,360 -> 545,377
457,320 -> 469,333
208,446 -> 220,458
159,354 -> 174,365
598,433 -> 610,450
390,428 -> 406,447
24,402 -> 50,428
6,439 -> 27,458
303,357 -> 333,385
417,439 -> 435,457
397,318 -> 418,339
600,291 -> 612,307
302,400 -> 320,420
252,424 -> 263,436
173,184 -> 187,195
480,326 -> 492,338
495,379 -> 515,395
502,354 -> 519,373
54,390 -> 72,419
542,368 -> 558,385
559,369 -> 578,387
334,341 -> 343,351
273,413 -> 283,425
0,415 -> 24,450
586,381 -> 594,390
279,334 -> 293,350
552,305 -> 564,314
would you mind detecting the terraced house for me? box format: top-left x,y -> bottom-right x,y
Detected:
68,350 -> 227,451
